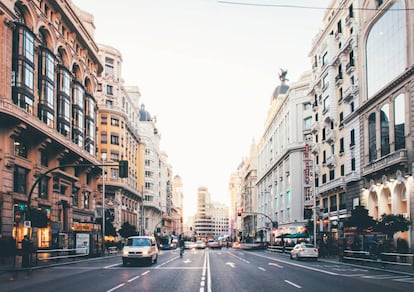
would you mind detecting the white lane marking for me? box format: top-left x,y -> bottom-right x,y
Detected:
258,267 -> 266,271
207,251 -> 212,292
268,262 -> 283,268
249,252 -> 338,276
393,277 -> 414,283
106,283 -> 125,292
226,262 -> 235,268
183,259 -> 191,263
128,275 -> 140,282
104,263 -> 120,269
200,251 -> 207,292
141,270 -> 150,276
227,251 -> 250,264
284,280 -> 302,289
362,275 -> 410,280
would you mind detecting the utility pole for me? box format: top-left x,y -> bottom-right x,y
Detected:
141,185 -> 144,235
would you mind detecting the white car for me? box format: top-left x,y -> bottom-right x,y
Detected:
290,243 -> 318,261
122,236 -> 159,266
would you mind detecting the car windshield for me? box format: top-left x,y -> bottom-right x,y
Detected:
303,244 -> 315,248
127,238 -> 150,247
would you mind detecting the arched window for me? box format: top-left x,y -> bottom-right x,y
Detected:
368,113 -> 376,162
394,94 -> 405,150
365,0 -> 405,98
380,104 -> 390,156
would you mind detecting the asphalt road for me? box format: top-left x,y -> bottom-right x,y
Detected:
1,248 -> 413,292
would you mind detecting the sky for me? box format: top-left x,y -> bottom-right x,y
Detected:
72,0 -> 330,219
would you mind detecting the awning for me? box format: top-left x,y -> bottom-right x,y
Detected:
275,233 -> 291,239
284,232 -> 309,239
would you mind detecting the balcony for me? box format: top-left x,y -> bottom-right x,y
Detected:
311,143 -> 319,154
335,73 -> 343,86
325,130 -> 336,143
311,121 -> 319,133
318,176 -> 346,195
312,100 -> 319,111
345,14 -> 354,26
325,155 -> 336,168
346,59 -> 355,74
362,149 -> 408,176
343,85 -> 359,103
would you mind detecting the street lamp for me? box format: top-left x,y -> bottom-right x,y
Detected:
102,153 -> 106,254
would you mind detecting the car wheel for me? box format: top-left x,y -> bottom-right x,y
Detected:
122,259 -> 128,266
154,255 -> 158,264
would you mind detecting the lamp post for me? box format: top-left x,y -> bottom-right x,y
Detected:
102,153 -> 106,254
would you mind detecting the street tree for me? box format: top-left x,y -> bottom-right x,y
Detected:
374,213 -> 411,240
118,222 -> 137,238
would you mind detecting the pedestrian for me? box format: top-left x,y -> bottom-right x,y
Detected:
21,235 -> 31,269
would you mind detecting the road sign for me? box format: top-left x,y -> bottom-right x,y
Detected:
24,221 -> 31,228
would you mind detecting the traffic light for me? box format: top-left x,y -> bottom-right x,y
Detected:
237,209 -> 243,216
118,160 -> 128,178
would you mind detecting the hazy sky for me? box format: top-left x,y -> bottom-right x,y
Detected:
72,0 -> 329,219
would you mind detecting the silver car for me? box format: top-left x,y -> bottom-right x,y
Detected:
290,243 -> 318,261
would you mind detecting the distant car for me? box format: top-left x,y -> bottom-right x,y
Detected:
232,242 -> 241,249
207,240 -> 221,249
184,241 -> 196,249
195,241 -> 206,249
290,243 -> 318,261
122,236 -> 159,266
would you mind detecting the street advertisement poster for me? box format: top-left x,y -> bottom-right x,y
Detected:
76,233 -> 90,255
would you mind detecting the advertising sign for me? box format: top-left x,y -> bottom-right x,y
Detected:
76,233 -> 90,255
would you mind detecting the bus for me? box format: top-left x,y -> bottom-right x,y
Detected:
158,234 -> 177,250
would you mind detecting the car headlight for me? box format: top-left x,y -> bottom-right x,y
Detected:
142,250 -> 149,256
122,249 -> 129,256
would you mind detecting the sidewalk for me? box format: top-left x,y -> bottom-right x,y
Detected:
317,255 -> 414,276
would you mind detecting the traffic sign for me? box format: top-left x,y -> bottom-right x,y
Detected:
24,221 -> 31,228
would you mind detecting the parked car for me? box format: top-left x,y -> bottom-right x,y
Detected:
195,241 -> 207,249
122,236 -> 159,266
290,243 -> 318,261
207,240 -> 221,249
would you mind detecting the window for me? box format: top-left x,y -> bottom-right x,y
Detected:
350,129 -> 355,147
83,191 -> 89,209
101,115 -> 107,125
322,51 -> 328,66
348,4 -> 354,18
323,96 -> 329,112
38,177 -> 48,199
110,135 -> 119,145
339,112 -> 344,124
14,139 -> 28,158
304,103 -> 311,111
110,151 -> 119,161
323,151 -> 326,163
105,57 -> 114,76
329,169 -> 335,180
106,85 -> 113,95
110,117 -> 119,126
40,150 -> 48,167
304,117 -> 312,130
322,74 -> 329,90
330,195 -> 337,211
337,20 -> 342,33
351,158 -> 356,171
366,1 -> 405,98
394,94 -> 405,150
72,188 -> 78,207
14,166 -> 28,194
368,113 -> 377,161
340,138 -> 344,153
380,104 -> 390,156
341,164 -> 345,176
101,132 -> 107,144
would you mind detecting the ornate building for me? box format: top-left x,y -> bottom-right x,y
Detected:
0,0 -> 103,253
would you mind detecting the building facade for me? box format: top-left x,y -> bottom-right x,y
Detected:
308,0 -> 362,243
96,44 -> 143,238
0,0 -> 103,253
358,0 -> 413,249
256,71 -> 313,242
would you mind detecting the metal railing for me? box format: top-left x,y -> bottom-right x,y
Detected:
36,248 -> 89,264
343,250 -> 414,268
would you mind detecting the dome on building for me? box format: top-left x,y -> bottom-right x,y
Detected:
139,104 -> 152,122
272,69 -> 290,100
